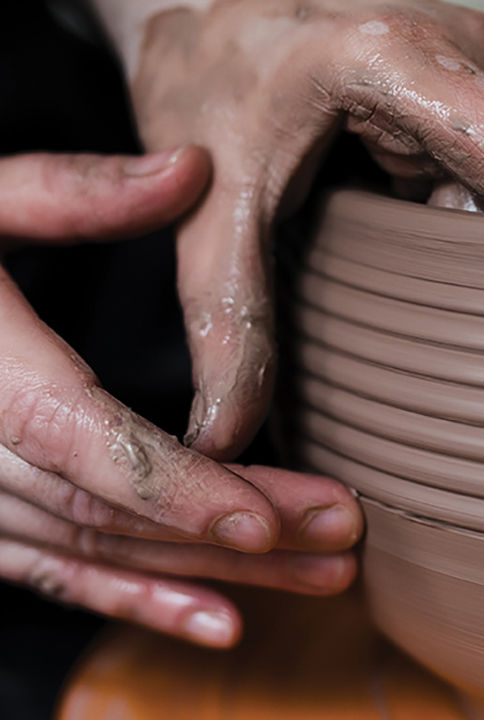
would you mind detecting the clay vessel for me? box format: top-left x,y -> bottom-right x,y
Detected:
281,189 -> 484,710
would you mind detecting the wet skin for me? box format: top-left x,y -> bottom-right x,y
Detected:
5,0 -> 484,648
0,147 -> 361,648
91,0 -> 484,459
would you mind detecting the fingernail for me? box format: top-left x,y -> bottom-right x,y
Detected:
123,148 -> 188,177
300,505 -> 359,549
184,610 -> 234,646
212,512 -> 272,553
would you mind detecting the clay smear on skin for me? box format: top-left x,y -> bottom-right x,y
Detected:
87,386 -> 192,505
435,54 -> 461,72
358,20 -> 389,35
184,291 -> 275,452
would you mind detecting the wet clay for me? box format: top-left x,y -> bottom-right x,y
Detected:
183,290 -> 275,455
294,408 -> 484,496
289,338 -> 484,423
304,250 -> 484,314
362,498 -> 484,696
282,188 -> 484,699
292,374 -> 484,460
295,273 -> 484,351
311,190 -> 484,287
289,304 -> 484,387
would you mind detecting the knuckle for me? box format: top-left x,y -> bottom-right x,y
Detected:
3,383 -> 86,473
339,7 -> 445,72
69,524 -> 101,558
65,485 -> 117,530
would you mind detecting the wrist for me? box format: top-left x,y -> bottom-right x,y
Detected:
87,0 -> 212,79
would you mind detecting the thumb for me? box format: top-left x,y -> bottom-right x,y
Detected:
178,172 -> 276,461
0,145 -> 210,243
0,266 -> 279,553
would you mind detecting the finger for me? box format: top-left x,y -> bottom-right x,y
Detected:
0,537 -> 241,648
0,492 -> 357,597
178,121 -> 339,461
0,272 -> 279,553
0,442 -> 173,539
229,465 -> 363,553
0,444 -> 362,552
338,12 -> 484,198
0,146 -> 210,242
178,173 -> 276,461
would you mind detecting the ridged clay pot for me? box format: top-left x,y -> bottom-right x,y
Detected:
282,189 -> 484,713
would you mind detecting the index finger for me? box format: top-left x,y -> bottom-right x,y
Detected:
0,270 -> 279,553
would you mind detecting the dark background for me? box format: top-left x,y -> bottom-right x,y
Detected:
0,2 -> 195,719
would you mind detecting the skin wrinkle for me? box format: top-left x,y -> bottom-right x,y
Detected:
88,386 -> 205,520
88,386 -> 275,541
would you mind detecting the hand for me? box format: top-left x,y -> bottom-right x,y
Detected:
110,0 -> 484,459
2,465 -> 361,647
0,146 -> 362,647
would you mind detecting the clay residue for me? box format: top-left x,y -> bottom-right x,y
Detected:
428,181 -> 483,213
293,2 -> 317,22
31,572 -> 65,599
87,386 -> 183,508
110,432 -> 154,500
184,290 -> 275,457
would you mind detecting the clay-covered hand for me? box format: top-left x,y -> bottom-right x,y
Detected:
94,0 -> 484,459
0,147 -> 362,647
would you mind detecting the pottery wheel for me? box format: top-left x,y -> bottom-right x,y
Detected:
56,589 -> 465,719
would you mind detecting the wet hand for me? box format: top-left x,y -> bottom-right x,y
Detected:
0,147 -> 362,646
120,0 -> 484,459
